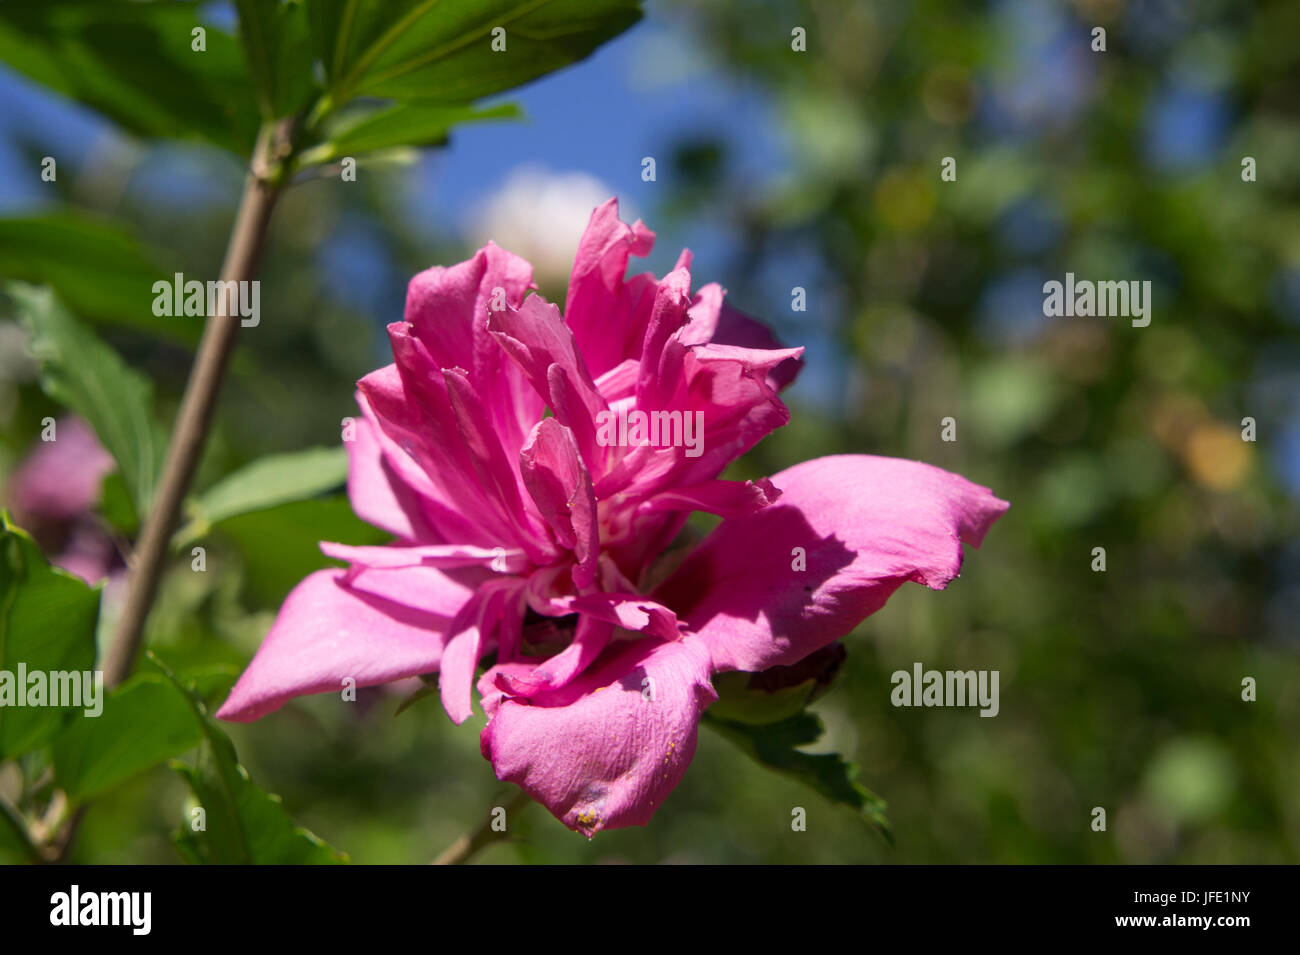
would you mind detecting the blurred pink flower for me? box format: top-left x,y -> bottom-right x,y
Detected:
218,200 -> 1008,835
6,415 -> 119,586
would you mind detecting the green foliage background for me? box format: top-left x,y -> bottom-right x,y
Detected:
0,0 -> 1297,863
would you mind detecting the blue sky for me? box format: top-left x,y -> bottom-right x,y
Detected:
1,2 -> 1293,485
0,5 -> 829,399
0,7 -> 786,270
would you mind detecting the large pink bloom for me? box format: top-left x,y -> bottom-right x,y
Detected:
218,200 -> 1008,835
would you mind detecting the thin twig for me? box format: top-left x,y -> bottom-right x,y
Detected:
102,121 -> 290,689
46,802 -> 84,865
432,789 -> 532,865
59,120 -> 293,862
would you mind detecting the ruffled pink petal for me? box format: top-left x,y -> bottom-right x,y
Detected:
680,291 -> 803,392
519,418 -> 598,588
582,594 -> 681,641
592,358 -> 639,403
497,614 -> 613,698
637,477 -> 780,519
480,633 -> 716,836
592,342 -> 802,502
366,329 -> 551,562
563,198 -> 655,379
352,389 -> 464,539
477,661 -> 534,719
635,267 -> 692,411
522,563 -> 578,617
217,569 -> 462,722
539,591 -> 682,642
404,242 -> 542,454
442,367 -> 552,561
546,363 -> 604,476
439,580 -> 518,724
665,343 -> 803,487
655,454 -> 1010,673
344,413 -> 438,541
344,564 -> 487,616
496,587 -> 525,664
319,541 -> 527,573
358,361 -> 502,546
487,295 -> 608,472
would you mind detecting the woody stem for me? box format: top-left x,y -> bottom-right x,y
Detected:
431,789 -> 532,865
103,121 -> 291,689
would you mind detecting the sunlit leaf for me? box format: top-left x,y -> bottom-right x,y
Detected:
11,284 -> 164,518
176,446 -> 350,546
234,0 -> 316,119
0,516 -> 99,761
0,0 -> 260,154
706,710 -> 893,844
0,213 -> 194,344
152,654 -> 348,864
307,0 -> 641,105
299,101 -> 520,164
52,674 -> 202,805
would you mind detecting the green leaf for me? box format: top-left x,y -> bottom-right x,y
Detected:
300,101 -> 520,164
176,446 -> 350,547
0,0 -> 260,154
0,516 -> 99,761
0,214 -> 195,344
51,674 -> 202,805
0,794 -> 41,863
393,682 -> 439,716
709,670 -> 821,725
234,0 -> 317,119
97,471 -> 138,538
11,283 -> 164,518
150,654 -> 348,864
307,0 -> 641,106
214,495 -> 385,608
706,710 -> 893,844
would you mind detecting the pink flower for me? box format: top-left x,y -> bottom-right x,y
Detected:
217,200 -> 1009,835
5,415 -> 120,586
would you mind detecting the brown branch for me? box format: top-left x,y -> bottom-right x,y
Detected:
432,789 -> 532,865
102,122 -> 291,689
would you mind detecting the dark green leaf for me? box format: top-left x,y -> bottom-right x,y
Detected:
11,283 -> 164,517
709,670 -> 821,725
0,516 -> 99,760
300,101 -> 519,164
0,214 -> 195,345
0,795 -> 41,863
98,471 -> 137,538
151,654 -> 347,864
214,495 -> 385,608
706,710 -> 893,844
0,0 -> 260,154
51,674 -> 202,805
234,0 -> 317,119
307,0 -> 641,105
393,682 -> 438,716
